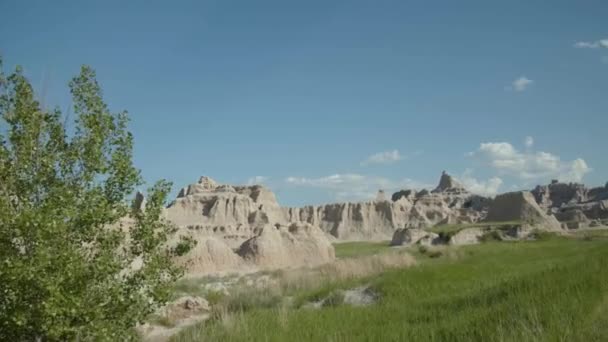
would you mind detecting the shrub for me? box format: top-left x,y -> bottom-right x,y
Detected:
0,59 -> 183,340
528,230 -> 557,241
418,245 -> 429,254
428,250 -> 443,258
205,290 -> 227,306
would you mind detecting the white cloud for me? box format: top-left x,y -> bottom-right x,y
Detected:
574,39 -> 608,49
509,76 -> 534,92
458,170 -> 503,196
285,173 -> 431,201
575,41 -> 600,49
246,176 -> 268,185
524,136 -> 534,148
361,150 -> 403,166
560,159 -> 591,183
469,141 -> 591,183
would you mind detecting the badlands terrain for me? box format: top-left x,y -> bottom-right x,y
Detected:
136,171 -> 608,341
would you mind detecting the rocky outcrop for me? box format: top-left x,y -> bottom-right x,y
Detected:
237,223 -> 335,270
284,201 -> 399,240
531,180 -> 608,227
554,209 -> 589,224
485,191 -> 561,231
390,228 -> 438,246
162,176 -> 335,275
432,171 -> 466,194
165,176 -> 288,247
532,180 -> 589,209
171,236 -> 246,276
449,228 -> 485,245
285,172 -> 492,240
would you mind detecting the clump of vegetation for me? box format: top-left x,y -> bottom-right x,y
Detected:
479,230 -> 503,242
0,58 -> 186,340
417,245 -> 443,258
418,245 -> 429,254
205,290 -> 227,306
427,249 -> 443,258
528,229 -> 558,241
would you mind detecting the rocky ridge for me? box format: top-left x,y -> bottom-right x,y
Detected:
284,171 -> 491,240
151,172 -> 608,276
532,179 -> 608,229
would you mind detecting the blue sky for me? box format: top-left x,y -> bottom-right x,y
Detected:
1,0 -> 607,206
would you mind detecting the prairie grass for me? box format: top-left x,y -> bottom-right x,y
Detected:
173,234 -> 608,342
332,240 -> 392,258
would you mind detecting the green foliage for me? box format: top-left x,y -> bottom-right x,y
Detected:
204,290 -> 227,306
528,229 -> 558,241
416,245 -> 443,258
417,245 -> 429,254
171,235 -> 197,257
0,58 -> 180,340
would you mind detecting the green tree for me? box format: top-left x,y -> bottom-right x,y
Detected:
0,58 -> 184,340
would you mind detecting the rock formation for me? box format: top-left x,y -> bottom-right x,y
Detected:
484,191 -> 561,231
531,180 -> 608,228
157,173 -> 608,275
171,236 -> 246,276
390,228 -> 438,246
532,180 -> 590,209
237,223 -> 335,270
165,176 -> 288,247
432,171 -> 466,194
284,201 -> 399,240
160,176 -> 336,275
285,171 -> 492,240
448,228 -> 485,245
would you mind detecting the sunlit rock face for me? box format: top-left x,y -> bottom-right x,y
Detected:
163,176 -> 335,276
165,176 -> 288,248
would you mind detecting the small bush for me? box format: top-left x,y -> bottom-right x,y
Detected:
418,245 -> 442,258
172,235 -> 197,256
418,245 -> 429,254
428,250 -> 443,258
205,290 -> 227,306
529,230 -> 557,241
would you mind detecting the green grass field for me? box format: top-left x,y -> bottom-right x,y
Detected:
333,240 -> 393,258
173,234 -> 608,342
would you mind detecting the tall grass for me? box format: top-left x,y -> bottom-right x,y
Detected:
173,237 -> 608,342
